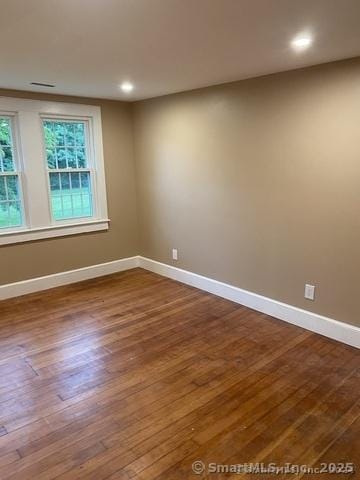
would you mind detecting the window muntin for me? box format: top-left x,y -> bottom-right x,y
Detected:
0,117 -> 22,229
43,119 -> 93,221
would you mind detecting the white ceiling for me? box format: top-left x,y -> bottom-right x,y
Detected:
1,0 -> 360,101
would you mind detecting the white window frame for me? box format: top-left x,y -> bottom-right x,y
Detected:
0,114 -> 26,232
42,116 -> 97,223
0,97 -> 109,246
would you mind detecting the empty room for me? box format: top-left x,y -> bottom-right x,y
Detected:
0,0 -> 360,478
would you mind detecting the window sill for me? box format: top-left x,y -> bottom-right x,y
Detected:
0,219 -> 110,246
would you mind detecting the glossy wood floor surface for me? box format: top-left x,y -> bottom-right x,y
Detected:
0,268 -> 359,479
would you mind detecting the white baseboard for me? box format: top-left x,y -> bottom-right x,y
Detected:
1,254 -> 358,349
0,256 -> 140,301
139,257 -> 360,349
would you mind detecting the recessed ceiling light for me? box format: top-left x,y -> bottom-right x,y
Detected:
120,82 -> 134,93
291,35 -> 312,51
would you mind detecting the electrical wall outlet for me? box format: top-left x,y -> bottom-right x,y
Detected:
172,248 -> 178,261
304,284 -> 315,301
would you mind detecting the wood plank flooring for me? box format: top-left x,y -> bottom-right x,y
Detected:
0,267 -> 359,479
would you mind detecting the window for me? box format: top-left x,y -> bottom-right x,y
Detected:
43,120 -> 93,220
0,98 -> 109,245
0,117 -> 23,229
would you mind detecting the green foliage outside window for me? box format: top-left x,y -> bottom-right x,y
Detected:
43,121 -> 86,171
0,118 -> 14,171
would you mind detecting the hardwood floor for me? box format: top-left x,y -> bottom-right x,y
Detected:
0,267 -> 359,479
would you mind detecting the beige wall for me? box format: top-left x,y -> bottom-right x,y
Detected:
0,89 -> 139,284
2,58 -> 360,328
133,57 -> 360,327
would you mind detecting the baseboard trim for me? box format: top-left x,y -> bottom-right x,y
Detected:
1,254 -> 358,349
139,256 -> 360,349
0,256 -> 140,301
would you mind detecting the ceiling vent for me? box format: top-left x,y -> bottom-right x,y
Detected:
30,82 -> 55,88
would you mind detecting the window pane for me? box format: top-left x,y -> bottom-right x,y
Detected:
50,172 -> 60,190
56,148 -> 67,169
6,202 -> 22,226
80,172 -> 91,192
75,123 -> 85,146
43,120 -> 88,169
43,121 -> 57,169
76,147 -> 86,168
0,175 -> 22,228
49,171 -> 92,220
70,172 -> 80,189
65,123 -> 76,146
56,124 -> 65,146
0,176 -> 6,201
0,117 -> 15,172
67,148 -> 77,168
60,172 -> 70,190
